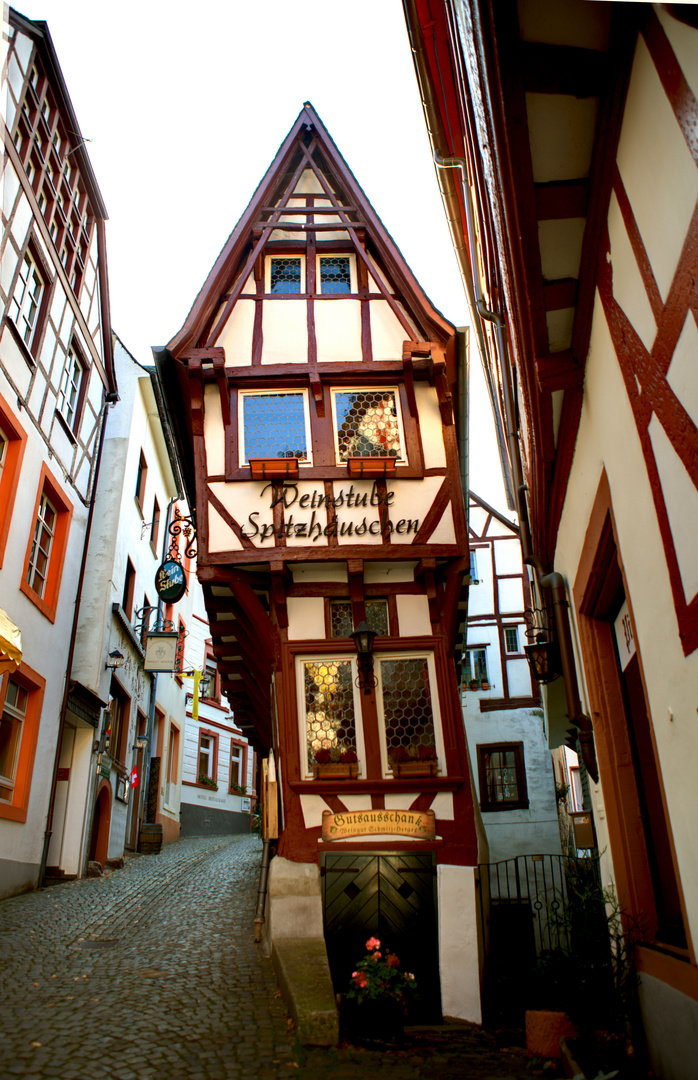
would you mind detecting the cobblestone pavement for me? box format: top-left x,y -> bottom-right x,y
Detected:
0,835 -> 555,1080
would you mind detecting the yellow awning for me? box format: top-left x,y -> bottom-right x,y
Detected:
0,608 -> 22,675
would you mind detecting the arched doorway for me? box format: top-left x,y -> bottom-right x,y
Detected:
89,781 -> 112,866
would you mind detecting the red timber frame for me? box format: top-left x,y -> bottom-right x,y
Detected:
157,104 -> 476,867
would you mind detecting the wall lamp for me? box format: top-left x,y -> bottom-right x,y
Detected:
350,620 -> 378,695
105,649 -> 125,671
523,637 -> 561,684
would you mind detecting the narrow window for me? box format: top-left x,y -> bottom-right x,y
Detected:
469,550 -> 479,583
198,734 -> 216,781
465,648 -> 488,684
0,680 -> 29,802
26,492 -> 56,599
329,600 -> 353,638
504,626 -> 519,653
230,743 -> 244,789
201,659 -> 218,701
10,251 -> 44,350
334,390 -> 402,461
122,558 -> 136,620
57,345 -> 84,430
150,496 -> 160,552
241,391 -> 309,463
380,656 -> 437,765
270,257 -> 301,293
135,451 -> 147,511
165,725 -> 179,807
319,256 -> 351,294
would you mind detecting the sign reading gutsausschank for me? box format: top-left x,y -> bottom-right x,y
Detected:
321,808 -> 436,841
243,481 -> 420,542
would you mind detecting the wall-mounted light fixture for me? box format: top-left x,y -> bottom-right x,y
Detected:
350,619 -> 378,695
523,637 -> 561,683
105,649 -> 125,671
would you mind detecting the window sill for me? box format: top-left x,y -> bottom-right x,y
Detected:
54,408 -> 78,445
19,577 -> 57,623
480,801 -> 530,813
111,603 -> 145,659
4,317 -> 37,368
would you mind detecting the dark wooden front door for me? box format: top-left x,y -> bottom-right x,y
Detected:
321,851 -> 441,1022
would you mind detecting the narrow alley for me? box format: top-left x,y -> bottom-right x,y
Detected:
0,835 -> 552,1080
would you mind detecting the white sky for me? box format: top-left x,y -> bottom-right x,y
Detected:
15,0 -> 509,512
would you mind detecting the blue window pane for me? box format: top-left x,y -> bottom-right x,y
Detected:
270,258 -> 301,294
320,257 -> 351,294
243,393 -> 307,460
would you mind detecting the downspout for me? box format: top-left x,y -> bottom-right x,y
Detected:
38,392 -> 112,886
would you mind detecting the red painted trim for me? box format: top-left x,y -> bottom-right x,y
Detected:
0,660 -> 46,822
19,462 -> 75,623
0,391 -> 28,568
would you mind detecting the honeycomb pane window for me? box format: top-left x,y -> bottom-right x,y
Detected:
319,256 -> 351,294
333,389 -> 403,461
303,659 -> 358,771
330,599 -> 389,639
270,257 -> 301,294
241,391 -> 310,464
379,656 -> 438,769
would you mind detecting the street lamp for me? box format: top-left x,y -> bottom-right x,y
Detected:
350,620 -> 378,695
105,649 -> 125,671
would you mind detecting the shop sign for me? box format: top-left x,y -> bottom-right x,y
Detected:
321,808 -> 435,841
144,631 -> 179,672
155,559 -> 187,603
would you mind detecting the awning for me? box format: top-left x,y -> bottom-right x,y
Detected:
0,608 -> 22,675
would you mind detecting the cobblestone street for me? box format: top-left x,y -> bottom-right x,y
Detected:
0,836 -> 551,1080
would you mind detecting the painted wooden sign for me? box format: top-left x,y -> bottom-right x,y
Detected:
321,808 -> 436,841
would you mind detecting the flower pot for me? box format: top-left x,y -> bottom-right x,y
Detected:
480,681 -> 489,690
346,997 -> 405,1046
525,1010 -> 576,1059
469,680 -> 479,691
312,763 -> 359,780
392,761 -> 438,778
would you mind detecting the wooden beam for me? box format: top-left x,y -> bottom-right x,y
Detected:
534,180 -> 589,221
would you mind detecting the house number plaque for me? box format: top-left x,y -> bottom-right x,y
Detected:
321,808 -> 435,841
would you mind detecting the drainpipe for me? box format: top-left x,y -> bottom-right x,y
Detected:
38,392 -> 113,887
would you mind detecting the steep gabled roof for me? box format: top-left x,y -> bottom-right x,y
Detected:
167,102 -> 454,354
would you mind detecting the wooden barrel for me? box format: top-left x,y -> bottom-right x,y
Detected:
138,822 -> 163,855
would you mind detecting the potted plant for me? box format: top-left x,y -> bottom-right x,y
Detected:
344,936 -> 417,1045
312,746 -> 360,779
469,677 -> 479,691
229,781 -> 247,795
389,743 -> 438,777
198,774 -> 218,791
480,677 -> 489,690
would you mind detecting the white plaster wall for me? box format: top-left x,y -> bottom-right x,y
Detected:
415,384 -> 447,468
315,299 -> 361,362
437,865 -> 483,1022
493,538 -> 522,575
287,597 -> 325,640
395,594 -> 431,636
204,384 -> 225,475
216,298 -> 255,364
498,577 -> 524,614
262,301 -> 307,364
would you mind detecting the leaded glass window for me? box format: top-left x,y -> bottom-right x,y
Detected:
330,599 -> 389,638
334,390 -> 402,460
380,657 -> 436,760
320,256 -> 351,294
270,257 -> 301,293
303,659 -> 357,769
241,392 -> 308,462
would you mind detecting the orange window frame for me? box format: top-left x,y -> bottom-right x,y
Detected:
0,391 -> 28,568
20,462 -> 74,622
0,661 -> 46,822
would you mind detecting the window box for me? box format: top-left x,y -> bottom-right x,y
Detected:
346,456 -> 397,478
391,760 -> 438,779
248,457 -> 300,480
312,762 -> 360,781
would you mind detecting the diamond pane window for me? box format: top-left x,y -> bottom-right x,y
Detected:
303,659 -> 357,769
270,257 -> 301,293
320,256 -> 351,294
335,390 -> 401,460
242,392 -> 308,462
380,657 -> 436,759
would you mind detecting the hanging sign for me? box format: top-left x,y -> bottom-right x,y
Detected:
322,808 -> 435,841
155,559 -> 187,603
130,767 -> 139,789
614,599 -> 636,672
144,631 -> 179,673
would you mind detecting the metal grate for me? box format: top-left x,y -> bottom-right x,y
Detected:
380,657 -> 435,756
270,257 -> 301,293
335,390 -> 401,460
242,392 -> 307,461
304,659 -> 357,768
320,256 -> 351,294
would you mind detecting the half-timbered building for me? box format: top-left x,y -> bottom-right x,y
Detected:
155,104 -> 483,1022
403,1 -> 698,1073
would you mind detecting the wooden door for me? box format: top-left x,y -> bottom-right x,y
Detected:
321,851 -> 441,1021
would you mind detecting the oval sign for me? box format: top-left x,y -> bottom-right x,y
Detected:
155,559 -> 187,603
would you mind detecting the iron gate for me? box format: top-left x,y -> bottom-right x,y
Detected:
321,851 -> 441,1022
